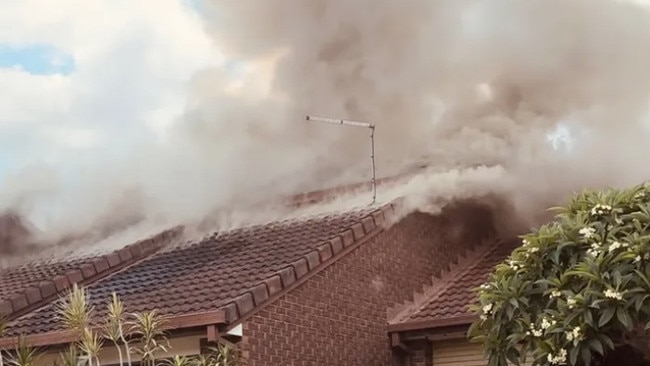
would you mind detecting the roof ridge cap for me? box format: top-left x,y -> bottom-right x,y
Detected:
0,226 -> 184,321
194,205 -> 383,247
217,204 -> 398,325
388,238 -> 501,324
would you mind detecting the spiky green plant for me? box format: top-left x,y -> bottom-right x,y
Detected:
164,355 -> 193,366
102,293 -> 132,366
0,314 -> 7,366
131,310 -> 169,366
190,354 -> 213,366
57,345 -> 81,366
78,328 -> 102,366
56,284 -> 95,366
56,284 -> 94,331
5,337 -> 41,366
209,343 -> 244,366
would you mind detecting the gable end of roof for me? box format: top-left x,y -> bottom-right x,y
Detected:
387,238 -> 519,333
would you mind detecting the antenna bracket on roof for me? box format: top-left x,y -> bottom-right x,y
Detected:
305,115 -> 377,205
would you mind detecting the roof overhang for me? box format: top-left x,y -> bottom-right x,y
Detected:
388,314 -> 476,334
0,310 -> 227,349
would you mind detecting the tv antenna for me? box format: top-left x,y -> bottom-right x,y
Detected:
305,115 -> 377,205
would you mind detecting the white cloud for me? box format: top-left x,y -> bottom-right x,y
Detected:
0,0 -> 223,170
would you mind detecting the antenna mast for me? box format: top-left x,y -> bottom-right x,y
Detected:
305,115 -> 377,205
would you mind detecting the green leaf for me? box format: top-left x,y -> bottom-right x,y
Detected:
616,308 -> 633,330
551,250 -> 561,265
599,334 -> 615,351
613,270 -> 622,286
506,348 -> 521,366
564,269 -> 600,281
569,345 -> 580,366
634,269 -> 650,289
584,308 -> 594,326
599,307 -> 616,327
488,354 -> 499,366
581,344 -> 593,366
635,294 -> 650,312
589,338 -> 605,356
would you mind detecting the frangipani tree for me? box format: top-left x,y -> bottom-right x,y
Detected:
469,182 -> 650,366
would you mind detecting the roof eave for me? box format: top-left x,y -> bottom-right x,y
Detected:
0,310 -> 227,349
387,314 -> 477,333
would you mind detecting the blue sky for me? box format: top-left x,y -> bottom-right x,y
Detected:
0,44 -> 75,75
0,0 -> 222,187
0,44 -> 75,181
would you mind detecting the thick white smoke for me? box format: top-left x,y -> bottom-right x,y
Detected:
3,0 -> 650,259
182,0 -> 650,225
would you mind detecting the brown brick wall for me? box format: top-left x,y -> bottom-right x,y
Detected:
239,209 -> 485,366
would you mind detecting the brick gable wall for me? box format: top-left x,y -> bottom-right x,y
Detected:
239,210 -> 489,366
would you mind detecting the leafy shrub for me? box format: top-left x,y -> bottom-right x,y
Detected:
469,182 -> 650,365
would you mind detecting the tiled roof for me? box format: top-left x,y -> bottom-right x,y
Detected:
0,260 -> 85,303
4,205 -> 393,337
391,238 -> 518,330
0,227 -> 183,321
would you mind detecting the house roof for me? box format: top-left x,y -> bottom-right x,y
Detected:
0,203 -> 396,346
0,226 -> 183,322
0,259 -> 85,305
388,238 -> 518,332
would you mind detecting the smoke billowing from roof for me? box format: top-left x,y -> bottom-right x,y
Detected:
3,0 -> 650,260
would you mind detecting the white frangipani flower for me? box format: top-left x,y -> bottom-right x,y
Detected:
579,227 -> 596,239
609,241 -> 622,252
547,349 -> 568,364
604,289 -> 623,301
567,297 -> 577,309
482,303 -> 493,314
507,259 -> 520,271
541,317 -> 554,330
590,204 -> 612,216
587,242 -> 602,257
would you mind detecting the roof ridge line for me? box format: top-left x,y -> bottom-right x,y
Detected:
216,201 -> 401,326
0,226 -> 184,321
286,173 -> 414,207
387,238 -> 502,325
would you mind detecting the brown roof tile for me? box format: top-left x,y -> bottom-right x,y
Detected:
0,227 -> 183,321
4,206 -> 390,337
0,260 -> 84,303
394,238 -> 518,329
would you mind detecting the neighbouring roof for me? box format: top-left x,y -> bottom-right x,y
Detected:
0,259 -> 86,304
389,238 -> 518,332
0,227 -> 183,320
0,203 -> 395,345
